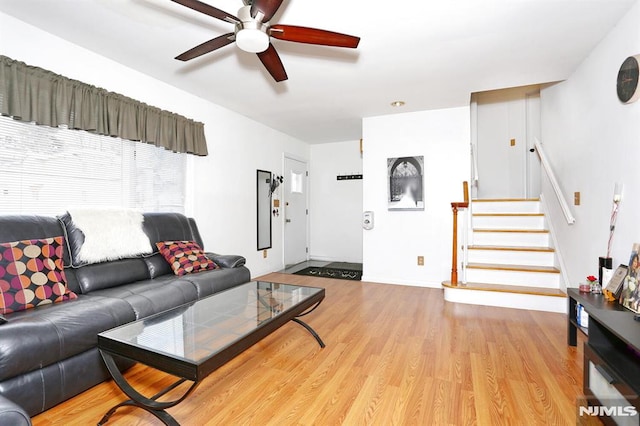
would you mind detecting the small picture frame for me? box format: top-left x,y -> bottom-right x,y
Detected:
620,243 -> 640,313
605,264 -> 628,297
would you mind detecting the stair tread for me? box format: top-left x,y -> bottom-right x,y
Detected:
467,262 -> 560,273
468,245 -> 554,253
442,281 -> 566,297
473,213 -> 544,217
473,198 -> 540,202
474,228 -> 549,233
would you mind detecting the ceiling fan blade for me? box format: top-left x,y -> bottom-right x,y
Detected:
257,44 -> 288,82
270,25 -> 360,48
171,0 -> 239,24
175,33 -> 235,61
250,0 -> 285,22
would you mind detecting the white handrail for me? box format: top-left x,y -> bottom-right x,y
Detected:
534,138 -> 576,225
471,144 -> 479,188
470,96 -> 479,191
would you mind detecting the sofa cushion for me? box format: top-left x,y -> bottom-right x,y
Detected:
88,275 -> 199,319
0,237 -> 77,314
0,215 -> 70,267
0,348 -> 133,417
0,394 -> 30,426
0,295 -> 135,382
143,213 -> 203,248
182,266 -> 252,298
156,241 -> 218,276
72,258 -> 150,294
57,212 -> 86,268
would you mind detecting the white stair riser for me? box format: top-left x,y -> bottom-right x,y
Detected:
472,232 -> 550,247
444,287 -> 566,313
473,201 -> 541,214
466,269 -> 560,288
472,215 -> 545,230
467,249 -> 555,267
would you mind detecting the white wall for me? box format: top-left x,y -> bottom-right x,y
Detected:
0,12 -> 309,277
540,1 -> 640,286
309,140 -> 363,263
362,107 -> 470,287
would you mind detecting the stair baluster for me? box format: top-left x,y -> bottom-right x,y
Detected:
450,182 -> 469,285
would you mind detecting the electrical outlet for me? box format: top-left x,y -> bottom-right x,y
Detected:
263,249 -> 268,258
417,256 -> 424,266
574,192 -> 581,206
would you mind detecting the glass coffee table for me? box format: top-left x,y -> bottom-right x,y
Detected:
97,281 -> 325,425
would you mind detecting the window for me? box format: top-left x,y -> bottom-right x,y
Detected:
0,116 -> 186,215
290,170 -> 304,194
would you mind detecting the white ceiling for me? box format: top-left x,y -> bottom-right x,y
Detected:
0,0 -> 636,143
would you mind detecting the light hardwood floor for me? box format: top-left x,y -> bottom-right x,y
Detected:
32,273 -> 587,425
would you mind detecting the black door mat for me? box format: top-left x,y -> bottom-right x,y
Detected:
293,266 -> 362,281
324,262 -> 363,271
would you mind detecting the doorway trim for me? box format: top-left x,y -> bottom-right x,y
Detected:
282,153 -> 310,268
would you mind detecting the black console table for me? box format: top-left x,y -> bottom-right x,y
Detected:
567,288 -> 640,425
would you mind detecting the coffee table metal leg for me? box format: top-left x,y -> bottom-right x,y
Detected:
99,351 -> 199,425
292,300 -> 325,348
98,400 -> 179,426
256,293 -> 325,348
291,318 -> 326,348
296,300 -> 322,318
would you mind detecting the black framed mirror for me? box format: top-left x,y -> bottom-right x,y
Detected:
257,170 -> 272,251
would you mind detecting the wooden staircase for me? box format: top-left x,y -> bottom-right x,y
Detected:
443,198 -> 566,313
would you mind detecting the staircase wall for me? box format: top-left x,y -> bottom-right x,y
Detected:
540,1 -> 640,286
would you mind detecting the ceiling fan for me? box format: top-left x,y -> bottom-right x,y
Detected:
171,0 -> 361,82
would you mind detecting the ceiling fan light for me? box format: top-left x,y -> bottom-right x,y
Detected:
236,29 -> 269,53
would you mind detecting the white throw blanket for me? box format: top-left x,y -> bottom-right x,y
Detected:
68,208 -> 153,264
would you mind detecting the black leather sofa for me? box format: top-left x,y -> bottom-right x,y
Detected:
0,213 -> 251,425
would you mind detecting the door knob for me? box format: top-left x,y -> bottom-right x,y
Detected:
529,148 -> 535,153
286,219 -> 291,223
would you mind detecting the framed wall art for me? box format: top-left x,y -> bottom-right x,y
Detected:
387,156 -> 424,211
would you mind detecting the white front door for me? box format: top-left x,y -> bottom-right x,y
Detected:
284,157 -> 308,267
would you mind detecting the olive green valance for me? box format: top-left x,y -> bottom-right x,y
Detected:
0,55 -> 208,156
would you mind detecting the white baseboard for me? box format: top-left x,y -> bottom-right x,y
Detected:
309,255 -> 363,263
361,275 -> 442,289
251,266 -> 283,279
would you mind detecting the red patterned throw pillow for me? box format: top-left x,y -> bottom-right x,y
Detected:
0,237 -> 78,315
156,241 -> 218,276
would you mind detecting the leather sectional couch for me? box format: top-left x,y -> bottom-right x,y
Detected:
0,212 -> 251,425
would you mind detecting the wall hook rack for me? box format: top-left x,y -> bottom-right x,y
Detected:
337,174 -> 363,181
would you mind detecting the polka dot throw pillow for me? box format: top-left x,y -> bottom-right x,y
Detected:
156,241 -> 218,276
0,237 -> 78,315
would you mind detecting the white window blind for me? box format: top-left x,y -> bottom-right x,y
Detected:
0,116 -> 186,215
